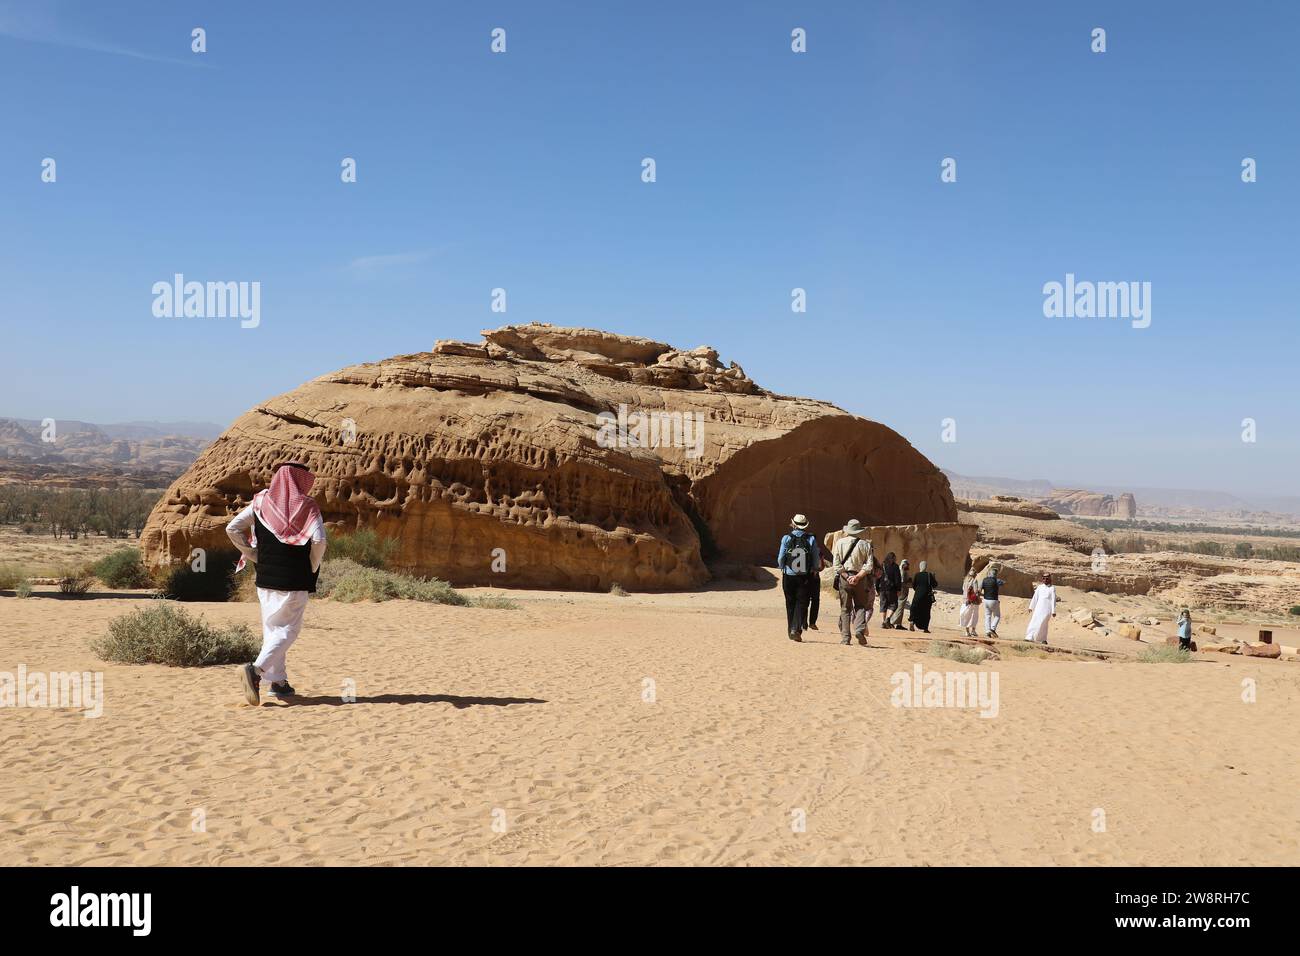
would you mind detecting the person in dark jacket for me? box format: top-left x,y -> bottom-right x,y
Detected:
908,561 -> 938,633
803,537 -> 833,632
777,513 -> 821,642
226,463 -> 328,704
879,552 -> 902,628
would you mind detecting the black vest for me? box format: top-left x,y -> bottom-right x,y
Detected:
253,514 -> 319,593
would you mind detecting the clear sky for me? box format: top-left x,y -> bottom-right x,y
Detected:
2,1 -> 1296,496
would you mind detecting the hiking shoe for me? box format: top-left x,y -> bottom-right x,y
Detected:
808,624 -> 818,631
788,631 -> 803,642
240,664 -> 261,706
856,635 -> 868,646
268,681 -> 296,699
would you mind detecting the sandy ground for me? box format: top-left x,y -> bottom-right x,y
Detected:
2,578 -> 1298,866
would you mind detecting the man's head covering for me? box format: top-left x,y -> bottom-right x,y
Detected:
791,514 -> 809,530
884,551 -> 897,564
900,559 -> 909,568
236,463 -> 323,573
919,561 -> 928,572
1042,573 -> 1052,584
842,518 -> 867,537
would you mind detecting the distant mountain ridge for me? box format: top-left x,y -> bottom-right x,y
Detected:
943,469 -> 1300,522
0,417 -> 218,477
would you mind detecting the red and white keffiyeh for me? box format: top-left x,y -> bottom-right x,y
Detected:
235,463 -> 323,572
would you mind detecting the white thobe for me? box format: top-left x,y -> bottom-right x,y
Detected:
226,505 -> 327,684
1024,584 -> 1056,643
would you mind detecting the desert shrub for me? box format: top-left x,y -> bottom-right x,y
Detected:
57,566 -> 93,596
91,600 -> 258,666
15,581 -> 33,598
320,561 -> 468,605
1137,645 -> 1192,664
154,551 -> 239,602
609,582 -> 629,597
231,567 -> 259,602
928,641 -> 987,665
473,594 -> 520,610
328,528 -> 399,569
0,563 -> 27,590
92,548 -> 153,589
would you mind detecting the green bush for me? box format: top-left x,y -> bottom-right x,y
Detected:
92,548 -> 153,589
0,563 -> 27,590
154,551 -> 239,602
328,528 -> 399,569
473,594 -> 520,610
91,600 -> 258,666
318,559 -> 468,605
57,566 -> 93,596
15,581 -> 33,599
609,582 -> 629,597
1137,645 -> 1192,664
928,641 -> 988,665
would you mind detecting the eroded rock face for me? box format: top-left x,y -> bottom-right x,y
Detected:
823,522 -> 978,589
1039,489 -> 1137,518
141,323 -> 957,590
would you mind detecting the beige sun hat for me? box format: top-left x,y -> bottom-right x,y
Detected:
791,514 -> 809,530
842,518 -> 867,537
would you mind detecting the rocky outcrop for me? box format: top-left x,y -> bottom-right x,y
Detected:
1039,489 -> 1137,519
823,522 -> 978,589
957,496 -> 1060,521
141,323 -> 958,591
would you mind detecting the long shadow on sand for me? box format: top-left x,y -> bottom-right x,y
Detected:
287,694 -> 547,708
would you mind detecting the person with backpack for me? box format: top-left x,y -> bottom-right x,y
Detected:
777,514 -> 821,642
831,519 -> 875,646
879,552 -> 902,628
958,571 -> 981,637
980,563 -> 1007,638
908,561 -> 938,633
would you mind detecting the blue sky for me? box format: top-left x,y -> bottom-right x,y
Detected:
1,0 -> 1296,496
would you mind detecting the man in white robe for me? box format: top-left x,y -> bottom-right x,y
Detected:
1024,573 -> 1057,643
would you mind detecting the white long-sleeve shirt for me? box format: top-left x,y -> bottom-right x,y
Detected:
226,504 -> 327,573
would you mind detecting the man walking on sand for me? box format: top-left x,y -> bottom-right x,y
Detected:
778,513 -> 821,642
832,519 -> 875,647
980,563 -> 1006,639
226,462 -> 328,705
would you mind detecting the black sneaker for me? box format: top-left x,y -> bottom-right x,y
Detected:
788,631 -> 803,642
240,664 -> 261,706
268,681 -> 296,699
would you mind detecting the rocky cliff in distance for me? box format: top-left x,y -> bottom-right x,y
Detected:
141,323 -> 958,590
1039,489 -> 1138,519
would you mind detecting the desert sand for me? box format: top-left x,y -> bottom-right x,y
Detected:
3,578 -> 1298,867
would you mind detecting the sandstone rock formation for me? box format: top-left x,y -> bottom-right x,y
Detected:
1039,489 -> 1137,519
141,323 -> 958,590
957,496 -> 1060,521
823,522 -> 978,588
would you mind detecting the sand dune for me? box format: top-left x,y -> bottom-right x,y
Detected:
2,581 -> 1298,866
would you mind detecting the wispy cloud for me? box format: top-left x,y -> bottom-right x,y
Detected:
345,248 -> 447,278
0,2 -> 212,67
